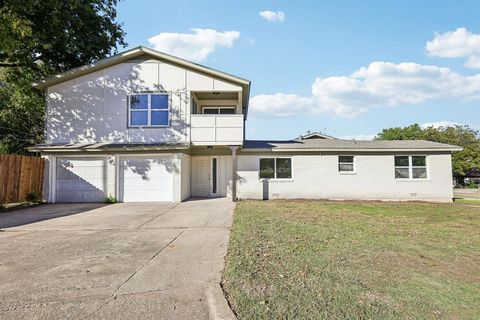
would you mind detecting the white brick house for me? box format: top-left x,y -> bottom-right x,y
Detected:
31,47 -> 461,203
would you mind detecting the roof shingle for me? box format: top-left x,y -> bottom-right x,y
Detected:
243,139 -> 462,151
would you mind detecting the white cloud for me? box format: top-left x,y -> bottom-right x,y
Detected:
426,27 -> 480,68
148,28 -> 240,62
420,121 -> 459,129
250,93 -> 317,117
259,10 -> 285,23
250,61 -> 480,118
339,134 -> 376,140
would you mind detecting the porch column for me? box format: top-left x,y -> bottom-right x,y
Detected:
229,146 -> 239,202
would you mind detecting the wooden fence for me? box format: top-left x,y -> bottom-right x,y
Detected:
0,155 -> 45,204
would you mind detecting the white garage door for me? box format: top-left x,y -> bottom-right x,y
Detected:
120,157 -> 174,202
56,158 -> 106,202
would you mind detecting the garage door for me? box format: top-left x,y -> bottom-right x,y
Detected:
56,158 -> 106,202
120,157 -> 174,202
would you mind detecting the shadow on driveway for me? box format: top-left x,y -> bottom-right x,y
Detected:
0,203 -> 107,229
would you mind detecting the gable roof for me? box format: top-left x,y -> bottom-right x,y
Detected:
298,132 -> 337,140
243,139 -> 462,152
33,46 -> 251,114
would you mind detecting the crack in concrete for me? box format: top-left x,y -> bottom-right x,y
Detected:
135,203 -> 180,229
0,286 -> 191,314
82,228 -> 187,320
0,295 -> 105,313
112,229 -> 186,297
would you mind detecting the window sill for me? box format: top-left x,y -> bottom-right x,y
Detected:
339,171 -> 357,175
259,178 -> 294,182
395,179 -> 430,182
128,125 -> 170,129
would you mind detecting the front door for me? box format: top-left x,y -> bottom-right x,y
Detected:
192,157 -> 211,197
192,156 -> 219,197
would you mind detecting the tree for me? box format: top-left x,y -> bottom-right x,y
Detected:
0,0 -> 126,154
376,124 -> 480,176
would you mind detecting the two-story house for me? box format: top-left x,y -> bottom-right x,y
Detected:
31,47 -> 461,203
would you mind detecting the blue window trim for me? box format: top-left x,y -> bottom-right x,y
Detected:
128,93 -> 170,128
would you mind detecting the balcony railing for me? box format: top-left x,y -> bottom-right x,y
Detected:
190,114 -> 244,145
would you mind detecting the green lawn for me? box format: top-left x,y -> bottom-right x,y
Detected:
454,198 -> 480,206
222,200 -> 480,319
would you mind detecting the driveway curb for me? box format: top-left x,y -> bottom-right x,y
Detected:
206,283 -> 237,320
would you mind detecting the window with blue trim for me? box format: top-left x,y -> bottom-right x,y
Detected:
129,93 -> 169,127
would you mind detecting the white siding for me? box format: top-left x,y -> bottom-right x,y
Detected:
186,71 -> 213,90
46,59 -> 241,144
41,155 -> 50,202
237,153 -> 454,202
213,79 -> 241,91
190,115 -> 244,145
106,155 -> 116,198
218,156 -> 233,197
180,154 -> 191,201
172,155 -> 181,202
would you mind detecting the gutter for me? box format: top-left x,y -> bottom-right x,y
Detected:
241,147 -> 464,152
28,145 -> 190,153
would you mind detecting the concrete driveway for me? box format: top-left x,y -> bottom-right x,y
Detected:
0,198 -> 235,320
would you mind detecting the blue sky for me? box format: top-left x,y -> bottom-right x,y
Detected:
117,0 -> 480,140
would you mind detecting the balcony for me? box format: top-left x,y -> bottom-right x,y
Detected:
190,114 -> 244,145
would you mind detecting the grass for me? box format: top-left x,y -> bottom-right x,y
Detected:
455,199 -> 480,206
222,200 -> 480,319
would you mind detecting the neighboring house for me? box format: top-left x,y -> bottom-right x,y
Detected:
454,168 -> 480,186
31,47 -> 462,203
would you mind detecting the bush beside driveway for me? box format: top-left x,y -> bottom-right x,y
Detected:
222,200 -> 480,319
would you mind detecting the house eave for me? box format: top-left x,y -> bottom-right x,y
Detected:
28,143 -> 191,153
33,47 -> 250,90
241,147 -> 463,152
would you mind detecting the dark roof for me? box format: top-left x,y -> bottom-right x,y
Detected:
243,139 -> 462,151
29,139 -> 462,153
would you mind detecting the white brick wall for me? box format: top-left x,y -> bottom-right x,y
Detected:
237,153 -> 454,202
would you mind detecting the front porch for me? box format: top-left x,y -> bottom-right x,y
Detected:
187,146 -> 239,201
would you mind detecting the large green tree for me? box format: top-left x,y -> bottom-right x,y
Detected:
0,0 -> 126,154
376,124 -> 480,176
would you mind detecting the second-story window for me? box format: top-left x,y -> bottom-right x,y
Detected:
129,93 -> 169,127
202,106 -> 236,114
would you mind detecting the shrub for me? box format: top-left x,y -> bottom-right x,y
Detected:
465,180 -> 480,188
26,191 -> 41,202
105,195 -> 117,204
